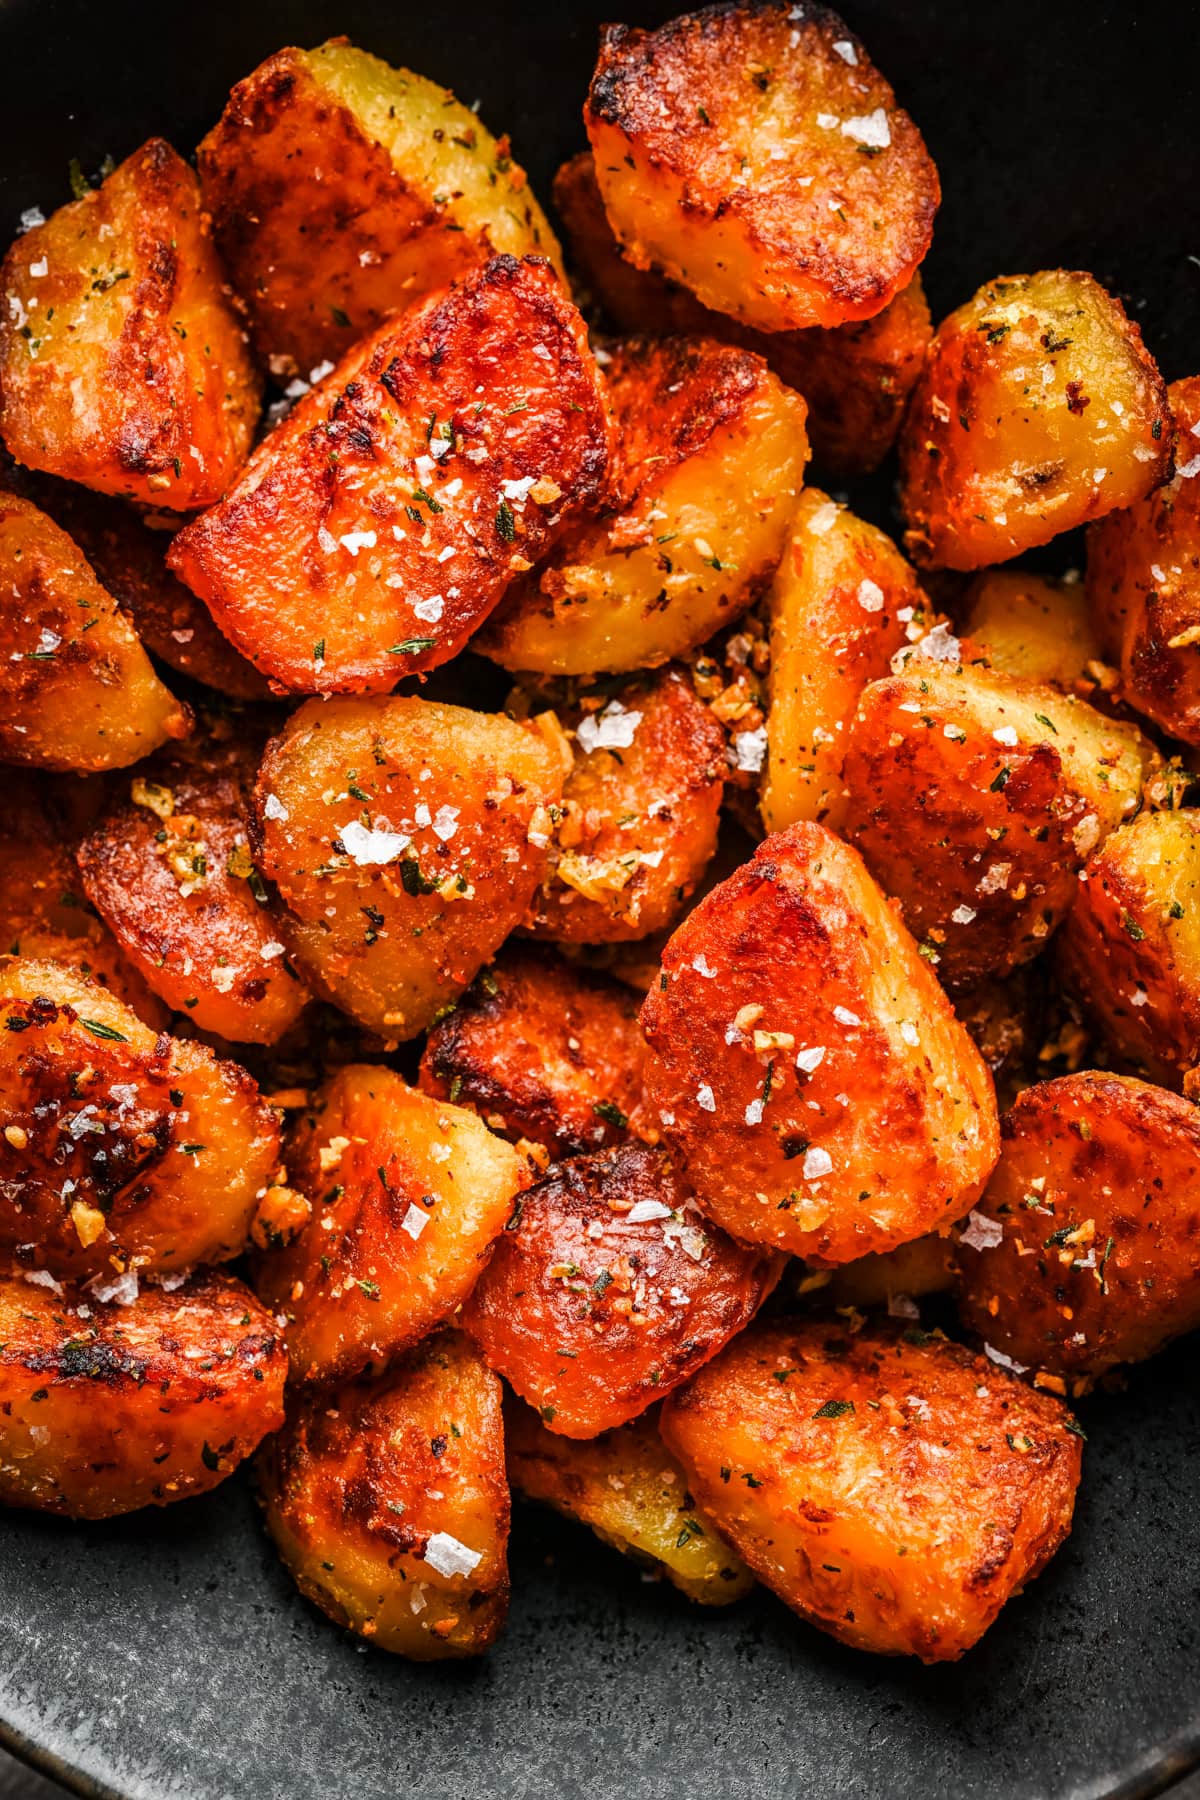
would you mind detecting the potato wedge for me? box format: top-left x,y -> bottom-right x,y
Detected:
0,139 -> 260,508
478,335 -> 807,674
585,5 -> 938,334
660,1319 -> 1081,1661
899,270 -> 1170,570
639,823 -> 999,1261
961,569 -> 1104,692
462,1144 -> 779,1436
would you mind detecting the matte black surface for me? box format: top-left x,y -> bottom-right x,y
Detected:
1,3 -> 1199,1797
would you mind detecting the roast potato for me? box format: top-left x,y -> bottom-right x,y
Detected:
820,1231 -> 956,1313
961,569 -> 1104,693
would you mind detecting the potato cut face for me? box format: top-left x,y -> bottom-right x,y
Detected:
199,41 -> 563,375
585,4 -> 938,334
168,256 -> 610,694
252,695 -> 563,1037
418,946 -> 652,1155
1088,376 -> 1200,743
841,658 -> 1154,990
761,489 -> 930,835
900,270 -> 1171,570
639,822 -> 999,1262
955,1073 -> 1200,1384
505,1399 -> 754,1604
962,570 -> 1104,692
259,1330 -> 509,1658
0,139 -> 260,509
660,1320 -> 1081,1661
478,334 -> 807,674
0,1269 -> 285,1518
0,958 -> 280,1281
0,491 -> 189,770
462,1143 -> 780,1436
253,1065 -> 526,1386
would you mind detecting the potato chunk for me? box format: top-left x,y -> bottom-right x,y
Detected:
639,823 -> 999,1261
478,335 -> 807,674
506,1399 -> 753,1604
961,569 -> 1104,692
585,6 -> 938,334
660,1320 -> 1081,1661
0,140 -> 260,509
251,695 -> 563,1037
0,492 -> 189,770
168,256 -> 610,694
0,1270 -> 285,1518
899,271 -> 1170,570
462,1144 -> 779,1436
253,1065 -> 526,1386
955,1073 -> 1200,1384
820,1232 -> 956,1313
0,958 -> 280,1281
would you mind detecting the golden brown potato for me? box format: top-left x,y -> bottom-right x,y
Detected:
841,657 -> 1154,989
0,1269 -> 285,1518
418,946 -> 652,1155
0,492 -> 189,771
661,1319 -> 1082,1662
462,1144 -> 779,1436
251,695 -> 563,1037
169,256 -> 610,694
639,823 -> 999,1262
253,1064 -> 526,1386
0,957 -> 280,1281
900,270 -> 1171,570
1088,376 -> 1200,742
0,140 -> 260,509
955,1072 -> 1200,1385
961,569 -> 1104,692
478,335 -> 807,675
505,1399 -> 754,1604
820,1232 -> 956,1313
585,5 -> 938,334
259,1330 -> 508,1658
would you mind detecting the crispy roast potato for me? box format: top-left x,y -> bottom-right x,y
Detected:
819,1232 -> 957,1313
0,140 -> 260,509
253,1065 -> 526,1386
584,5 -> 938,334
251,695 -> 563,1037
660,1320 -> 1082,1661
899,271 -> 1171,570
0,958 -> 280,1280
955,1072 -> 1200,1384
0,492 -> 189,770
478,335 -> 807,675
639,823 -> 999,1262
962,570 -> 1104,692
505,1399 -> 754,1603
168,256 -> 610,694
259,1330 -> 509,1658
462,1144 -> 780,1436
0,1269 -> 285,1518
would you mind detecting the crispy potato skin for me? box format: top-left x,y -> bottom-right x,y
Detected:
639,823 -> 999,1261
478,335 -> 807,674
955,1073 -> 1200,1383
661,1320 -> 1081,1661
0,958 -> 280,1281
259,1330 -> 509,1658
0,139 -> 260,509
253,1065 -> 526,1386
842,661 -> 1153,990
0,1270 -> 285,1518
199,41 -> 563,374
168,256 -> 610,694
585,5 -> 938,334
0,492 -> 189,771
252,695 -> 563,1037
505,1398 -> 754,1603
899,271 -> 1171,570
462,1144 -> 780,1436
418,947 -> 652,1154
1088,377 -> 1200,743
962,570 -> 1104,692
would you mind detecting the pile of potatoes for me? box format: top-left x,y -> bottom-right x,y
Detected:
1,2 -> 1197,1669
